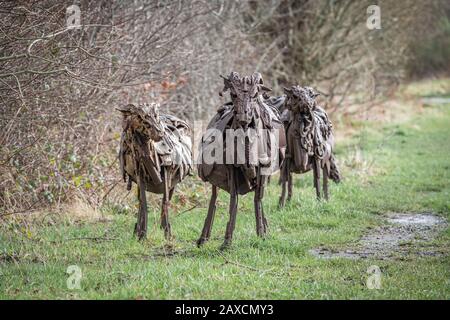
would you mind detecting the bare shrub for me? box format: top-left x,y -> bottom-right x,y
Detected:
0,0 -> 254,214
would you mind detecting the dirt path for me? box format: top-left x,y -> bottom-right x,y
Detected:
310,213 -> 448,260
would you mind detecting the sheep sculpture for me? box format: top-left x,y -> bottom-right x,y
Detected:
117,103 -> 192,240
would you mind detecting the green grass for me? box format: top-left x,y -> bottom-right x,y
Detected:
1,91 -> 450,299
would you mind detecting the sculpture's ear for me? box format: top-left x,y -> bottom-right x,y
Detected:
252,72 -> 263,84
284,87 -> 292,95
305,86 -> 320,98
148,103 -> 160,120
251,72 -> 272,92
310,89 -> 320,98
219,74 -> 231,97
153,104 -> 160,121
259,84 -> 272,92
152,102 -> 159,114
116,104 -> 134,113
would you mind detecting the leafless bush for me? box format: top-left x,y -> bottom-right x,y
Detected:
0,0 -> 254,214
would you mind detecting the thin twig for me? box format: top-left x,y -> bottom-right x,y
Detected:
217,251 -> 275,275
175,204 -> 200,217
52,236 -> 118,243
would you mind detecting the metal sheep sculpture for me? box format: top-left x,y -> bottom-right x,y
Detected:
197,72 -> 286,249
117,103 -> 192,240
276,85 -> 341,208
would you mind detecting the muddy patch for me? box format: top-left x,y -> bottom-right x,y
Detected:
310,213 -> 448,260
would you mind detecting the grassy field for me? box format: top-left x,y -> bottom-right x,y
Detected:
1,80 -> 449,299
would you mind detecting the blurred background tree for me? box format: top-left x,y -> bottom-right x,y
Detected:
406,5 -> 450,78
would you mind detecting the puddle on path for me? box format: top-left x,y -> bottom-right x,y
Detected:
310,213 -> 448,260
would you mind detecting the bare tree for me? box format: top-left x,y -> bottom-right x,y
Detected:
0,0 -> 252,213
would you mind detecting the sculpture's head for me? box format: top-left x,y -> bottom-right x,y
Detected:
220,71 -> 271,126
284,85 -> 314,114
117,103 -> 164,141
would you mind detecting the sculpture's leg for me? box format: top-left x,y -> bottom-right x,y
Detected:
313,159 -> 321,200
278,161 -> 288,208
260,175 -> 268,234
261,204 -> 268,234
160,167 -> 172,240
136,167 -> 148,240
197,185 -> 218,247
254,170 -> 266,237
323,166 -> 329,201
287,171 -> 293,202
221,169 -> 238,250
168,186 -> 175,201
279,180 -> 287,208
133,184 -> 138,235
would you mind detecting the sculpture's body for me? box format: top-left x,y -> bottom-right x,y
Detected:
197,72 -> 286,249
117,103 -> 192,240
276,86 -> 340,207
